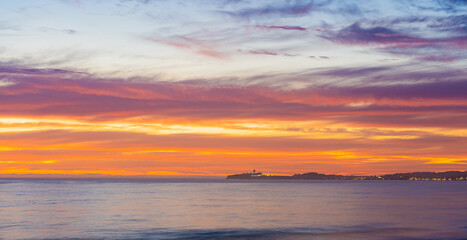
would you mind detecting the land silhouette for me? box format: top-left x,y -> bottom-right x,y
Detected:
227,170 -> 467,181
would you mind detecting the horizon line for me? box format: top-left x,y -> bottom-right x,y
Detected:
1,169 -> 466,179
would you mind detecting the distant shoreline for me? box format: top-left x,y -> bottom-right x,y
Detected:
0,170 -> 466,181
226,171 -> 467,181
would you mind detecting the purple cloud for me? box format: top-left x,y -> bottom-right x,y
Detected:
317,80 -> 467,100
254,25 -> 307,31
323,23 -> 427,46
224,1 -> 314,19
416,55 -> 461,62
324,22 -> 467,49
321,22 -> 467,61
1,64 -> 466,129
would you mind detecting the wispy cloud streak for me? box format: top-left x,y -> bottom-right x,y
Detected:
253,25 -> 307,31
143,36 -> 225,59
323,23 -> 467,49
224,1 -> 315,19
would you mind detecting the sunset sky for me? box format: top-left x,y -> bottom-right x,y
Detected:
0,0 -> 466,176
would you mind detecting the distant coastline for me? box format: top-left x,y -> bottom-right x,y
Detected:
226,170 -> 467,181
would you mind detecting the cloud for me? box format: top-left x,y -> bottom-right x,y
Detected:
143,36 -> 225,59
0,79 -> 15,87
38,27 -> 77,35
309,56 -> 331,59
363,14 -> 466,40
238,49 -> 300,57
324,21 -> 467,49
331,113 -> 467,129
1,126 -> 466,175
338,80 -> 467,99
0,64 -> 466,129
0,65 -> 78,75
323,23 -> 430,46
246,50 -> 278,56
321,22 -> 467,61
253,25 -> 307,31
225,1 -> 314,19
416,55 -> 461,62
411,0 -> 467,13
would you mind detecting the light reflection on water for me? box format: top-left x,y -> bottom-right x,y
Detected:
0,179 -> 466,239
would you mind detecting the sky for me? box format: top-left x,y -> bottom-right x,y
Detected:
0,0 -> 466,177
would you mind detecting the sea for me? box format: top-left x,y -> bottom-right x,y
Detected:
0,178 -> 466,240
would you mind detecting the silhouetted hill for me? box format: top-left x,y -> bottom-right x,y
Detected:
380,171 -> 467,180
227,171 -> 467,181
291,172 -> 362,180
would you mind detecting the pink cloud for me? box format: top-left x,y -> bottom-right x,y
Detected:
143,36 -> 226,59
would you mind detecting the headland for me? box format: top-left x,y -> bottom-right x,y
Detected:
226,170 -> 467,181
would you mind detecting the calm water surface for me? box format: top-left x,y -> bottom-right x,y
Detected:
0,179 -> 466,239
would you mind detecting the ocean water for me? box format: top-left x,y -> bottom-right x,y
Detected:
0,179 -> 466,240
